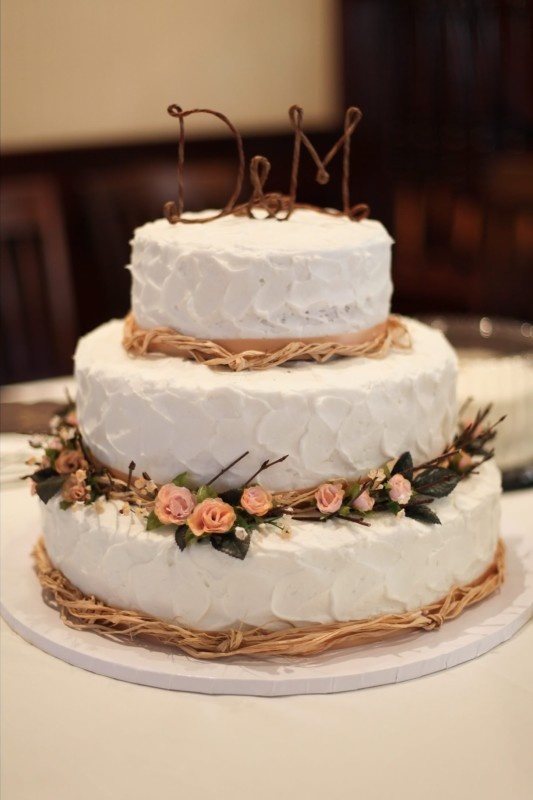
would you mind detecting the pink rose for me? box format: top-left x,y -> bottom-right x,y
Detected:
388,473 -> 412,505
315,483 -> 344,514
352,489 -> 375,513
54,448 -> 88,474
241,486 -> 273,516
187,498 -> 236,537
62,476 -> 88,504
154,484 -> 196,525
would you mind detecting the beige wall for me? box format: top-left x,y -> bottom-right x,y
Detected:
1,0 -> 340,152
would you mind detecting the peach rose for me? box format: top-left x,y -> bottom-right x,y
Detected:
154,484 -> 196,525
54,448 -> 88,474
352,489 -> 375,513
315,483 -> 344,514
241,486 -> 273,516
187,497 -> 236,537
388,473 -> 412,505
62,476 -> 88,504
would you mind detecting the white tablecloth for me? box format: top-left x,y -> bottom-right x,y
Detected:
1,380 -> 532,800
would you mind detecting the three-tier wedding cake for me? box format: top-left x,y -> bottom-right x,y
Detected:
31,107 -> 503,658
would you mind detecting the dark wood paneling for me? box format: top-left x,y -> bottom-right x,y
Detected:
341,0 -> 533,320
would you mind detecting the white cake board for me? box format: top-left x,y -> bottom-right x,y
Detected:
1,479 -> 532,696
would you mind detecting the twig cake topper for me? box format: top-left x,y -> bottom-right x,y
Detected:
163,104 -> 370,223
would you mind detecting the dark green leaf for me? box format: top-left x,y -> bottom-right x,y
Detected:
59,500 -> 73,511
174,526 -> 190,551
405,504 -> 441,524
391,451 -> 414,478
146,511 -> 163,531
34,474 -> 65,504
413,468 -> 462,498
210,530 -> 251,560
220,488 -> 243,506
386,500 -> 402,515
32,467 -> 60,483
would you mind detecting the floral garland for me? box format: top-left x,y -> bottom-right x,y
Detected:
27,403 -> 501,560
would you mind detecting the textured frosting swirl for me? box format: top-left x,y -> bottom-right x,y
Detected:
128,209 -> 393,340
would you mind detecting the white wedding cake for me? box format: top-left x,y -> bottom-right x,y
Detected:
35,208 -> 503,640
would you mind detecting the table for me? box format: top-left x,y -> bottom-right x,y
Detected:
1,380 -> 532,800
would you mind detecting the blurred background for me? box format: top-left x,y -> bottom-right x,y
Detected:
1,0 -> 532,385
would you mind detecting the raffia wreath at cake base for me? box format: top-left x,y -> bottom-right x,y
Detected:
33,538 -> 505,661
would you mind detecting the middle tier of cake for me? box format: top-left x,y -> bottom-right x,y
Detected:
75,317 -> 457,491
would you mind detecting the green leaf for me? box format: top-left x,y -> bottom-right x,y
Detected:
174,526 -> 190,551
146,511 -> 164,531
196,484 -> 218,502
386,500 -> 402,515
391,451 -> 413,478
413,468 -> 461,498
338,505 -> 351,517
210,530 -> 251,560
405,504 -> 441,524
35,474 -> 66,504
45,448 -> 61,462
344,483 -> 361,501
171,472 -> 190,487
59,500 -> 73,510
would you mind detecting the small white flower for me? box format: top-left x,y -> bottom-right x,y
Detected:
75,468 -> 87,483
49,415 -> 62,433
234,526 -> 248,541
368,468 -> 386,484
396,509 -> 406,518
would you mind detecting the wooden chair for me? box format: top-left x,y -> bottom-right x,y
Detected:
1,176 -> 77,384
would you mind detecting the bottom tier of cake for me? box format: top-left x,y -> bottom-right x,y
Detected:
40,460 -> 502,633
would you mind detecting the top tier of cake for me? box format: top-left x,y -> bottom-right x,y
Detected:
128,209 -> 393,341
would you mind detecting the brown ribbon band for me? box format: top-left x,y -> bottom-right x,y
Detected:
122,313 -> 411,371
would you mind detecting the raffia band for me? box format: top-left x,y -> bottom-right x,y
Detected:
122,313 -> 411,371
33,537 -> 505,660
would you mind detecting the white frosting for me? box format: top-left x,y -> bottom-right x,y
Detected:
457,353 -> 533,470
41,461 -> 501,631
128,210 -> 393,339
74,318 -> 458,491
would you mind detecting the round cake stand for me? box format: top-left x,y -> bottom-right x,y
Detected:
1,483 -> 532,696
